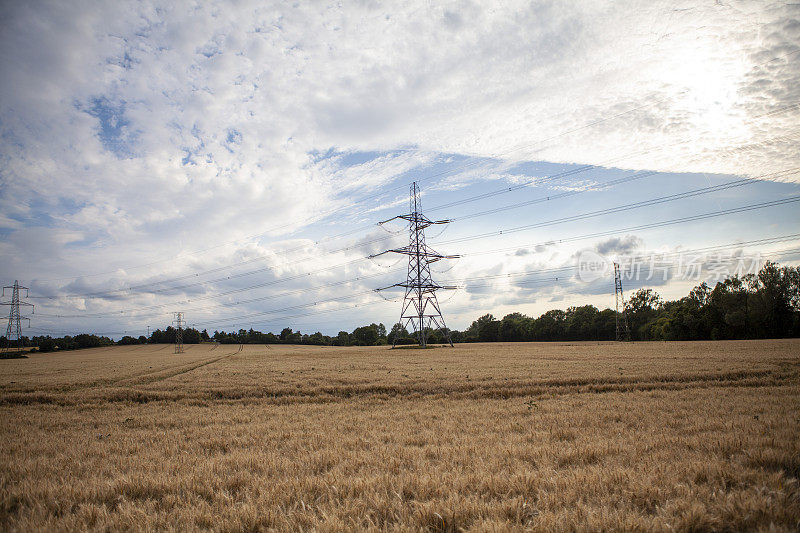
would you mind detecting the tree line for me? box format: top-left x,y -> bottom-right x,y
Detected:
455,261 -> 799,342
6,261 -> 798,352
15,323 -> 397,352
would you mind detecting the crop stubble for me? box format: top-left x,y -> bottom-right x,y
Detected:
1,340 -> 798,531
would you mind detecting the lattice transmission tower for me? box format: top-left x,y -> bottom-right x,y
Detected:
613,263 -> 630,342
372,182 -> 458,347
173,312 -> 185,353
2,281 -> 34,353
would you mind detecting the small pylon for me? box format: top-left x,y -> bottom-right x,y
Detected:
371,182 -> 458,347
614,263 -> 630,341
2,281 -> 34,353
173,312 -> 185,353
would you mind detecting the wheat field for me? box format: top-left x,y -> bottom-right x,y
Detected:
1,340 -> 798,531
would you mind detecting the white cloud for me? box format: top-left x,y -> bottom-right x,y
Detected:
1,0 -> 798,335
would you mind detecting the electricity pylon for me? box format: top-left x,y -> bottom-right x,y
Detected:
173,312 -> 185,353
371,182 -> 458,347
613,263 -> 630,341
2,281 -> 34,352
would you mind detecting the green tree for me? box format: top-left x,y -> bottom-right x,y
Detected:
500,312 -> 529,342
352,324 -> 380,346
466,314 -> 500,342
626,288 -> 662,340
387,323 -> 409,345
532,309 -> 566,341
565,305 -> 600,340
750,261 -> 798,337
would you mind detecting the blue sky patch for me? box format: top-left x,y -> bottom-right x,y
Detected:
85,97 -> 137,158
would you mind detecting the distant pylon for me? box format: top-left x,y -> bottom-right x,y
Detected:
2,281 -> 34,352
371,182 -> 458,347
173,312 -> 185,353
613,263 -> 630,341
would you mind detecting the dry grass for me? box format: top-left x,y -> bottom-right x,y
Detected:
1,340 -> 798,531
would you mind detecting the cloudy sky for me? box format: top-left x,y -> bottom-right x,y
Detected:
1,0 -> 799,338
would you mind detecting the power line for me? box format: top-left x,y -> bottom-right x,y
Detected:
31,253 -> 374,300
32,239 -> 787,324
37,266 -> 405,319
196,296 -> 400,333
425,129 -> 800,215
27,243 -> 800,337
445,194 -> 800,251
33,160 -> 797,305
204,243 -> 800,333
451,169 -> 661,222
154,243 -> 800,331
31,193 -> 800,322
438,244 -> 800,288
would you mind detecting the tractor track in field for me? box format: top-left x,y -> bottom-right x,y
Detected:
0,348 -> 242,396
113,348 -> 242,387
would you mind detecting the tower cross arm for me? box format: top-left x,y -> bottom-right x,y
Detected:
368,247 -> 454,259
371,247 -> 459,260
368,250 -> 393,259
392,282 -> 459,290
378,214 -> 452,227
375,283 -> 404,291
370,246 -> 419,257
421,253 -> 460,263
